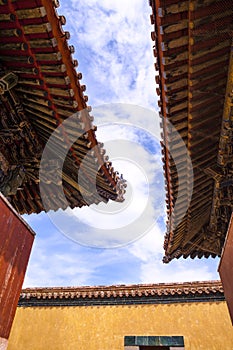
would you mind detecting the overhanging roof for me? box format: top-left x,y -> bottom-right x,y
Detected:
149,0 -> 233,261
0,0 -> 126,214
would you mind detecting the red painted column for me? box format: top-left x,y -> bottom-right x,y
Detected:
218,214 -> 233,325
0,193 -> 35,349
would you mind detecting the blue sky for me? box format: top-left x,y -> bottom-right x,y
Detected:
23,0 -> 220,287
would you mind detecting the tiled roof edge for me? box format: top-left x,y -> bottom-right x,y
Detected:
20,280 -> 224,301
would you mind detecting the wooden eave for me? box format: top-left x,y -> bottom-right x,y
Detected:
0,0 -> 126,214
150,0 -> 233,262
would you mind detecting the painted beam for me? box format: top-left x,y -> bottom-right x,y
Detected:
0,193 -> 35,349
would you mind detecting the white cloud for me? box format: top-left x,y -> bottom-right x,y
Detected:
128,227 -> 219,283
61,0 -> 156,108
23,223 -> 141,287
22,1 -> 220,287
139,261 -> 215,284
44,122 -> 165,249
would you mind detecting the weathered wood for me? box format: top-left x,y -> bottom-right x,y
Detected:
190,40 -> 230,60
163,64 -> 187,78
34,51 -> 62,62
189,95 -> 224,112
18,77 -> 41,86
169,100 -> 188,114
162,51 -> 188,65
0,0 -> 125,214
0,55 -> 34,63
0,27 -> 22,37
56,107 -> 74,118
0,193 -> 35,348
190,9 -> 232,31
151,0 -> 232,262
26,113 -> 57,131
49,87 -> 74,98
190,53 -> 229,74
0,42 -> 28,51
162,36 -> 188,50
189,195 -> 212,212
23,23 -> 52,35
164,77 -> 188,90
52,97 -> 77,109
193,0 -> 223,9
160,1 -> 188,16
16,86 -> 47,98
39,63 -> 66,74
191,0 -> 232,19
43,75 -> 70,86
23,95 -> 51,108
29,37 -> 58,49
161,19 -> 188,34
16,7 -> 47,19
23,101 -> 55,117
218,215 -> 233,323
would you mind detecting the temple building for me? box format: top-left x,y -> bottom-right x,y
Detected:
1,0 -> 233,349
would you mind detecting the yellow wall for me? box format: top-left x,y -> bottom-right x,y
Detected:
8,301 -> 233,350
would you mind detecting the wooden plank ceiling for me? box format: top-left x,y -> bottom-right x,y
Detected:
150,0 -> 233,261
0,0 -> 126,214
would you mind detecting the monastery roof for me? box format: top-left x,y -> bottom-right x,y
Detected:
0,0 -> 126,214
149,0 -> 233,261
19,280 -> 224,306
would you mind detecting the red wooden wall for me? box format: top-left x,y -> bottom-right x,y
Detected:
0,193 -> 35,348
219,214 -> 233,325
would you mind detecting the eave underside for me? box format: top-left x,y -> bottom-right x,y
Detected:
0,0 -> 126,214
150,0 -> 233,261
